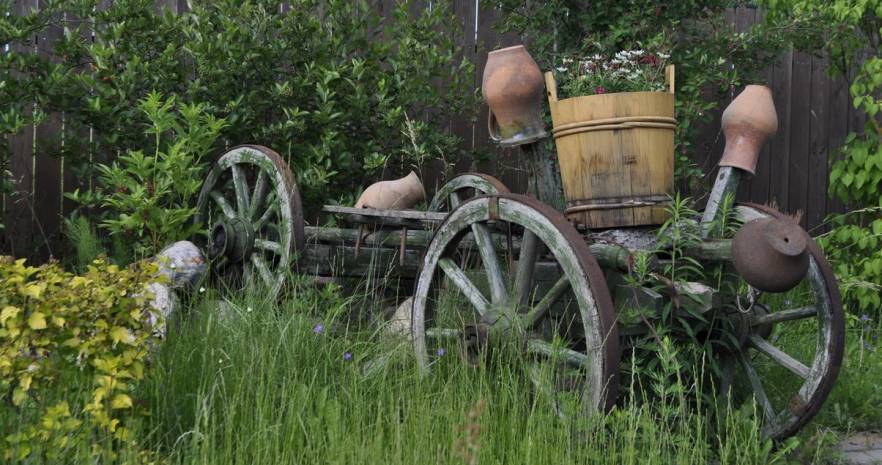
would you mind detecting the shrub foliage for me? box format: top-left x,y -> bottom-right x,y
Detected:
0,257 -> 159,462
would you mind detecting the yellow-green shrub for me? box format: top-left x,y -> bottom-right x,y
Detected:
0,257 -> 160,462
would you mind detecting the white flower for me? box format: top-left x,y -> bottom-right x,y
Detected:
246,306 -> 253,313
170,263 -> 176,270
199,286 -> 206,293
556,66 -> 567,72
562,57 -> 573,64
659,53 -> 671,59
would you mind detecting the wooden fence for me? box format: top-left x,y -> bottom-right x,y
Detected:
1,1 -> 864,260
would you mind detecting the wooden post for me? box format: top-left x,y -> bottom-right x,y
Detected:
700,166 -> 742,238
522,139 -> 566,213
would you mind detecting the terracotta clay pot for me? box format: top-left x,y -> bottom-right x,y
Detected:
732,217 -> 810,292
719,85 -> 778,175
355,171 -> 426,210
482,45 -> 548,147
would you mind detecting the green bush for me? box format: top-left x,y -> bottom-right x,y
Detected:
66,91 -> 226,261
492,0 -> 812,190
0,257 -> 160,463
761,0 -> 882,314
1,0 -> 474,218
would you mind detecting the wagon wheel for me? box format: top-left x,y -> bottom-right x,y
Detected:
717,203 -> 844,441
412,193 -> 620,414
427,173 -> 509,212
195,145 -> 305,297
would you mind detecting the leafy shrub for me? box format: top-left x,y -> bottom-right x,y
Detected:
762,0 -> 882,314
66,92 -> 226,261
0,257 -> 160,462
492,0 -> 813,190
1,0 -> 474,216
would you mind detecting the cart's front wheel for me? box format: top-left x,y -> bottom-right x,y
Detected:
195,145 -> 304,296
412,193 -> 620,414
719,203 -> 845,441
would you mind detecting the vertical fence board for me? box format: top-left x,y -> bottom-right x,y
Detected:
827,72 -> 849,217
768,49 -> 793,212
788,51 -> 813,226
807,55 -> 831,232
748,8 -> 773,207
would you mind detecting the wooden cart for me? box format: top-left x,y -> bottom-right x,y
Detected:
196,142 -> 843,442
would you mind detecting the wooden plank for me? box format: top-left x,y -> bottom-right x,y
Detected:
747,8 -> 772,208
827,71 -> 850,216
3,0 -> 37,257
32,0 -> 65,259
788,50 -> 812,226
451,0 -> 477,175
768,48 -> 793,211
321,205 -> 448,222
734,6 -> 755,203
807,54 -> 831,233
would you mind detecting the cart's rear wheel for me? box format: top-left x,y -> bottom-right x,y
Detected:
428,173 -> 509,212
195,145 -> 304,296
719,203 -> 844,441
412,193 -> 620,414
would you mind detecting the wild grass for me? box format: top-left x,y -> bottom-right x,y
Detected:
131,282 -> 797,465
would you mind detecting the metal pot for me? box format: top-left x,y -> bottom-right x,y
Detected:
732,217 -> 810,292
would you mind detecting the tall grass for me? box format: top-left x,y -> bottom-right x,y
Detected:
136,282 -> 791,465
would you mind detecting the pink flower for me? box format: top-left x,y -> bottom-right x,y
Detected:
639,54 -> 659,66
594,86 -> 606,94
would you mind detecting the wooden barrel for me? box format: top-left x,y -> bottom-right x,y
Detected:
545,66 -> 675,229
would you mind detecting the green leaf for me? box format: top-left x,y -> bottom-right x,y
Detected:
27,312 -> 47,330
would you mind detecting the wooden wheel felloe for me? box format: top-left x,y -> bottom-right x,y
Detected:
412,193 -> 620,413
427,173 -> 509,212
720,203 -> 845,441
195,145 -> 304,296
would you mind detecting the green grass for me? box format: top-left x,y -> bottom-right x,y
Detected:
131,283 -> 793,465
5,279 -> 881,464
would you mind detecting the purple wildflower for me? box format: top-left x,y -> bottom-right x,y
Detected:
437,348 -> 447,357
313,323 -> 324,334
861,314 -> 871,322
343,352 -> 353,361
594,86 -> 607,94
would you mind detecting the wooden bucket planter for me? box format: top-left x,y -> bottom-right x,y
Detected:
545,66 -> 676,229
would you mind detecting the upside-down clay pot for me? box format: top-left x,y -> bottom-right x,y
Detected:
719,85 -> 778,175
355,171 -> 426,210
732,218 -> 810,292
482,45 -> 548,147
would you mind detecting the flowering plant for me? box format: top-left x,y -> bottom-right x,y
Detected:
555,49 -> 671,98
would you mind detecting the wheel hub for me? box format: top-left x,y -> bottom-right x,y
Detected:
209,218 -> 254,263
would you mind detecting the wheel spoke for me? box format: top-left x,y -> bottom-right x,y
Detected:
231,165 -> 250,216
526,339 -> 590,369
737,350 -> 777,423
514,229 -> 539,307
250,254 -> 275,288
752,306 -> 816,326
250,169 -> 269,219
449,191 -> 462,209
254,238 -> 283,255
747,334 -> 810,379
522,275 -> 570,328
471,222 -> 507,306
438,257 -> 490,317
210,191 -> 237,220
254,203 -> 278,232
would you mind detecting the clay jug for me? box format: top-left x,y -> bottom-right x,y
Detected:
719,85 -> 778,175
482,45 -> 548,147
355,171 -> 426,210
